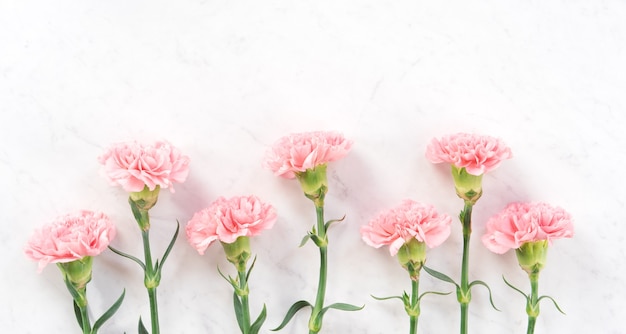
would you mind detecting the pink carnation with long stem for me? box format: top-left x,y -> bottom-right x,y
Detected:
25,210 -> 116,272
482,202 -> 574,254
263,131 -> 353,179
361,200 -> 452,256
98,140 -> 190,192
425,133 -> 512,176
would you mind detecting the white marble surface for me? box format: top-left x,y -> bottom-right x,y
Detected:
2,1 -> 625,333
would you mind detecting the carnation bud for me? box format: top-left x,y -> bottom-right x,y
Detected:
397,239 -> 427,281
451,166 -> 483,204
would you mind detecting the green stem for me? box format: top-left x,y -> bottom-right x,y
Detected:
238,269 -> 252,334
409,279 -> 419,334
459,201 -> 473,334
77,288 -> 91,334
309,204 -> 328,334
527,272 -> 540,334
141,229 -> 160,334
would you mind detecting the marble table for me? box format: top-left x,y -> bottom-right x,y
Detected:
2,1 -> 624,333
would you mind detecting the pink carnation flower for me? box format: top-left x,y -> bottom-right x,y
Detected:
425,133 -> 512,175
25,210 -> 116,272
186,195 -> 277,254
361,200 -> 452,256
263,131 -> 353,178
99,141 -> 190,193
482,202 -> 574,254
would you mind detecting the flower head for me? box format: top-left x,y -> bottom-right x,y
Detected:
186,195 -> 277,255
361,200 -> 451,279
99,140 -> 190,193
25,210 -> 116,272
361,200 -> 452,256
264,131 -> 352,179
426,133 -> 512,203
425,133 -> 512,176
481,202 -> 574,255
264,131 -> 352,204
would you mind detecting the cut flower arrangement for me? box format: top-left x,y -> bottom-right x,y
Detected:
25,132 -> 573,334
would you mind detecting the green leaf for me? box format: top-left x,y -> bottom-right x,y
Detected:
371,294 -> 404,302
270,300 -> 312,331
502,276 -> 529,300
138,317 -> 149,334
73,299 -> 83,329
246,256 -> 258,281
469,280 -> 500,311
321,302 -> 364,314
156,221 -> 180,272
92,289 -> 125,333
423,266 -> 459,288
324,215 -> 346,231
233,292 -> 244,333
108,246 -> 146,271
312,302 -> 364,327
217,266 -> 238,290
299,233 -> 313,247
417,290 -> 453,302
537,295 -> 566,315
249,304 -> 267,334
63,274 -> 82,301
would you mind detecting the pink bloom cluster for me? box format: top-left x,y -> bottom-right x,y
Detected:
361,200 -> 452,256
186,195 -> 277,254
99,141 -> 190,193
482,202 -> 574,254
264,131 -> 353,178
25,210 -> 116,272
425,133 -> 512,175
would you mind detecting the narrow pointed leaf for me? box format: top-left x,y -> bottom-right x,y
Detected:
233,292 -> 244,332
92,289 -> 125,333
299,234 -> 313,247
423,266 -> 459,288
73,300 -> 83,329
246,256 -> 258,281
270,300 -> 312,331
63,275 -> 82,301
418,290 -> 453,302
217,266 -> 239,290
538,295 -> 566,315
108,246 -> 146,271
324,215 -> 346,231
157,221 -> 180,272
250,304 -> 267,334
502,276 -> 529,300
138,318 -> 149,334
469,280 -> 500,311
321,302 -> 364,313
371,294 -> 404,301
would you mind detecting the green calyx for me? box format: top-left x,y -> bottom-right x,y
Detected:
129,185 -> 161,211
57,257 -> 93,292
451,166 -> 483,205
516,240 -> 549,275
222,236 -> 252,273
129,185 -> 160,230
397,239 -> 427,281
296,165 -> 329,207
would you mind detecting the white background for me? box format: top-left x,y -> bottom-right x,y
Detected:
1,1 -> 624,333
